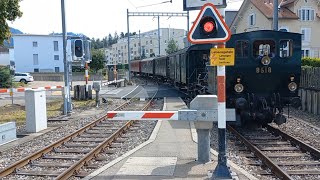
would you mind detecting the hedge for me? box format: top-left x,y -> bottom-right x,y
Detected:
0,66 -> 11,88
301,57 -> 320,67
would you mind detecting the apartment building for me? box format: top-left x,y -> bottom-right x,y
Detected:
230,0 -> 320,58
109,28 -> 186,65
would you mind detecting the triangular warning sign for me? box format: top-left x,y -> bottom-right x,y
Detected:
188,3 -> 231,44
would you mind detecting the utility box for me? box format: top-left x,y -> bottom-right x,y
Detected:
25,89 -> 47,133
0,122 -> 16,145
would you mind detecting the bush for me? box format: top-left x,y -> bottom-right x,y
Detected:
0,67 -> 11,88
302,57 -> 320,67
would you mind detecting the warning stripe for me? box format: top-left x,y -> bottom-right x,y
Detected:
107,113 -> 117,119
142,112 -> 175,119
0,86 -> 63,93
0,89 -> 8,93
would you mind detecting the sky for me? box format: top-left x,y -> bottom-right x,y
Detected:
9,0 -> 243,39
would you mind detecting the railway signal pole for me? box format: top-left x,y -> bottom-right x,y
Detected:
186,2 -> 233,179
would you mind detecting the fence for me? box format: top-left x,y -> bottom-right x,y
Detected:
299,67 -> 320,115
30,72 -> 105,82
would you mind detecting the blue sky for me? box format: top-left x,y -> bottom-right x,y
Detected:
9,0 -> 243,39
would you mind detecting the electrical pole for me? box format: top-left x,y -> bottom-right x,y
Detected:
127,9 -> 131,82
273,0 -> 278,31
61,0 -> 71,114
158,16 -> 161,56
139,30 -> 142,60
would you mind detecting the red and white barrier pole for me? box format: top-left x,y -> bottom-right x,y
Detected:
212,8 -> 232,179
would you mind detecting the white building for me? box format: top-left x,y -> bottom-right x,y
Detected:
13,34 -> 70,73
109,28 -> 187,65
0,47 -> 12,66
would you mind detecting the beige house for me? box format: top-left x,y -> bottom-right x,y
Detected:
231,0 -> 320,58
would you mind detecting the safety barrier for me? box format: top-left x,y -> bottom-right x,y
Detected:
0,86 -> 63,93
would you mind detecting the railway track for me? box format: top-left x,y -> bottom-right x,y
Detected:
228,124 -> 320,180
0,87 -> 159,179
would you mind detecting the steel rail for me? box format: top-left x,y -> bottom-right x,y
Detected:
266,125 -> 320,159
57,84 -> 159,179
0,95 -> 138,178
227,125 -> 293,180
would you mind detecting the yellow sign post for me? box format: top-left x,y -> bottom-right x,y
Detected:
210,48 -> 235,66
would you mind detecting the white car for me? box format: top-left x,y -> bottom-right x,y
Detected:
14,73 -> 34,84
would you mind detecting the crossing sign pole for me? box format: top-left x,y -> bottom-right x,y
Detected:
212,8 -> 232,180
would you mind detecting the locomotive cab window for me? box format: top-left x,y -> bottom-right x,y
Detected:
253,40 -> 276,58
235,40 -> 249,58
279,40 -> 292,58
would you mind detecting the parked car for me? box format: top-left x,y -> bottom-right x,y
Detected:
14,73 -> 34,84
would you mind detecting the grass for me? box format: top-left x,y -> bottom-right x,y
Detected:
0,99 -> 96,126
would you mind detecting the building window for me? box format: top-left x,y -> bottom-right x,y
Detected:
301,28 -> 311,42
33,54 -> 39,65
134,44 -> 136,47
298,8 -> 315,21
150,49 -> 153,53
146,41 -> 148,45
248,13 -> 256,26
302,49 -> 310,57
279,40 -> 293,58
235,40 -> 249,58
165,40 -> 167,44
34,68 -> 39,72
54,41 -> 59,51
54,55 -> 59,60
146,49 -> 149,54
55,67 -> 60,72
150,40 -> 152,44
33,41 -> 38,47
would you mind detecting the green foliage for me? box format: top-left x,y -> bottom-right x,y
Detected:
0,66 -> 11,88
0,0 -> 23,45
90,49 -> 105,72
166,39 -> 179,54
302,57 -> 320,67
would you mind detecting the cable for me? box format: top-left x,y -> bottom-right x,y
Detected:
137,0 -> 172,8
127,0 -> 137,9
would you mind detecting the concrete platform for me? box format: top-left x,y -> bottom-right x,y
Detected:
84,97 -> 257,180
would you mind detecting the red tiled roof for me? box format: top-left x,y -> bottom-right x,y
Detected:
251,0 -> 299,19
280,0 -> 296,7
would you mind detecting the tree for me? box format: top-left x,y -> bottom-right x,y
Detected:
120,32 -> 125,39
0,0 -> 23,45
0,66 -> 11,88
166,39 -> 179,54
108,33 -> 113,46
90,49 -> 105,72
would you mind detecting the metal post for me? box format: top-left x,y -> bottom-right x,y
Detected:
273,0 -> 278,31
96,90 -> 100,107
196,128 -> 211,163
157,15 -> 161,56
10,77 -> 13,105
187,10 -> 190,47
139,30 -> 141,60
61,0 -> 71,114
127,9 -> 131,82
212,8 -> 232,180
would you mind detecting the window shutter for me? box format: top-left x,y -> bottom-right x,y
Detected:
306,28 -> 311,42
311,9 -> 315,20
253,13 -> 256,26
297,9 -> 301,20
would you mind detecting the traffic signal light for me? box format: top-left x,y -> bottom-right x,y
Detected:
74,39 -> 83,58
200,16 -> 217,37
187,3 -> 231,44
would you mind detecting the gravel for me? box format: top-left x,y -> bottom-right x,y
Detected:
210,106 -> 320,180
0,98 -> 126,170
0,95 -> 163,180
